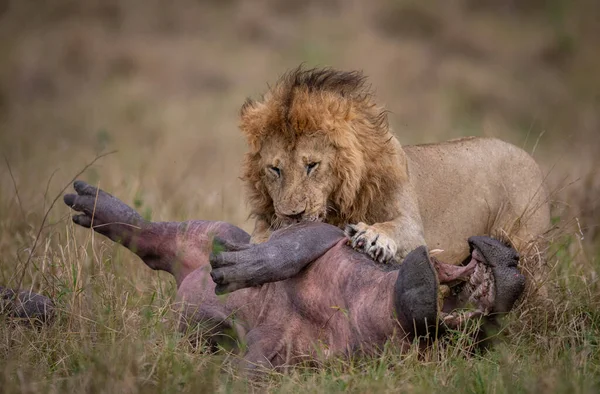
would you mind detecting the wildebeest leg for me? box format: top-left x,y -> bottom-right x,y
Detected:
64,181 -> 147,247
64,181 -> 254,346
239,325 -> 286,375
0,286 -> 55,324
64,180 -> 250,285
209,222 -> 345,294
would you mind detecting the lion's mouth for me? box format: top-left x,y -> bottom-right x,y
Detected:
274,211 -> 325,229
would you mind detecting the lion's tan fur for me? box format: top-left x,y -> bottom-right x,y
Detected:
239,67 -> 551,264
240,67 -> 407,226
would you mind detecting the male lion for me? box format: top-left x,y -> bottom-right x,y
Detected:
240,67 -> 550,264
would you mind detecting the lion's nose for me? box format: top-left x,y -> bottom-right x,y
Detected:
283,209 -> 306,221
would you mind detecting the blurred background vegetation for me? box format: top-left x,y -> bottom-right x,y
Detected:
0,1 -> 599,392
1,0 -> 598,235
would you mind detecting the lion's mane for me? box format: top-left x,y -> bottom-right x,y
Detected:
239,66 -> 408,226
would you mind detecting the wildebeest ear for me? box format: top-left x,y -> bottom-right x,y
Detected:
393,246 -> 439,339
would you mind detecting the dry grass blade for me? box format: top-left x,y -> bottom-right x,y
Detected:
13,151 -> 117,294
4,155 -> 27,222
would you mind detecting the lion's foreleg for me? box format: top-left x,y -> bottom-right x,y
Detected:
345,215 -> 425,264
344,186 -> 426,263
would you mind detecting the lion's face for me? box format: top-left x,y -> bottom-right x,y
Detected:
240,67 -> 403,233
259,133 -> 336,228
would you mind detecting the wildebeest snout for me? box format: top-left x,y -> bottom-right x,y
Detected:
467,236 -> 525,313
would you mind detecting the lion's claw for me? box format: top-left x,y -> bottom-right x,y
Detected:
345,223 -> 397,264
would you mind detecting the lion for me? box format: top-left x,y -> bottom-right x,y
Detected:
239,67 -> 550,265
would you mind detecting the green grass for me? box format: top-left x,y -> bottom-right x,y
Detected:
0,176 -> 598,393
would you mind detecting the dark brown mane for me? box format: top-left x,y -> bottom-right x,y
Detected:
280,66 -> 370,98
239,66 -> 404,225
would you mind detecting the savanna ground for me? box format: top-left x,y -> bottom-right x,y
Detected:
1,1 -> 599,392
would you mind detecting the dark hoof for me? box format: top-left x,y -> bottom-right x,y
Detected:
1,287 -> 55,324
393,246 -> 438,338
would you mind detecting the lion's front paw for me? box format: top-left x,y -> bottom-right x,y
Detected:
345,223 -> 397,264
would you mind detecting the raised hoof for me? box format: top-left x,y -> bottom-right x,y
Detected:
0,287 -> 55,325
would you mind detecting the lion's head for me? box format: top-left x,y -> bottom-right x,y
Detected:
239,67 -> 407,230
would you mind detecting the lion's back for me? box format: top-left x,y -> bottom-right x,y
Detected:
404,137 -> 550,263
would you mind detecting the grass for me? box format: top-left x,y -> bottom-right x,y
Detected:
0,154 -> 598,394
1,240 -> 598,394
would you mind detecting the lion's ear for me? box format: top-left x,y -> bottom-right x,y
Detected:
239,98 -> 270,152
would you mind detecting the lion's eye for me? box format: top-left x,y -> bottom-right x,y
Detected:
306,162 -> 319,175
268,166 -> 281,177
